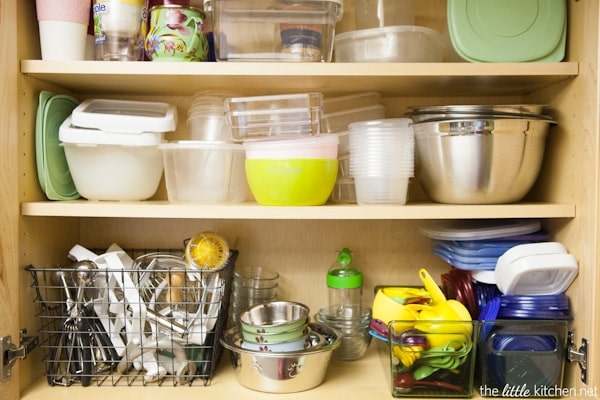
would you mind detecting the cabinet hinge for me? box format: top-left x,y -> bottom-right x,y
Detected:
567,331 -> 588,384
1,329 -> 39,381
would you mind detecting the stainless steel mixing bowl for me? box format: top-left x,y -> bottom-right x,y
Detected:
220,322 -> 341,393
413,118 -> 555,204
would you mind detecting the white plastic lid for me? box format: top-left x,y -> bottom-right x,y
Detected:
471,270 -> 496,285
419,219 -> 542,241
495,252 -> 578,295
71,99 -> 177,133
59,116 -> 164,146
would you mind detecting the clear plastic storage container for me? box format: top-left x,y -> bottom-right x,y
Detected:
212,0 -> 343,62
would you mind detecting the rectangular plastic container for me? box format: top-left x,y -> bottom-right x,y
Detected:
334,25 -> 446,63
224,92 -> 323,142
387,320 -> 477,398
59,116 -> 165,201
478,320 -> 568,398
212,0 -> 343,62
159,141 -> 249,203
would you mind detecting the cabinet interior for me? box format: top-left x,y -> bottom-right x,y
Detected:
10,0 -> 598,399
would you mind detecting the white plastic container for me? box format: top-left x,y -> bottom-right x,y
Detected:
159,141 -> 249,203
59,116 -> 164,201
334,25 -> 446,63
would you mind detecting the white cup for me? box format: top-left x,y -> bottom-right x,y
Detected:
38,20 -> 88,60
36,0 -> 91,60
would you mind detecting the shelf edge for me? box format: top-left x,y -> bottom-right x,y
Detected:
20,201 -> 576,220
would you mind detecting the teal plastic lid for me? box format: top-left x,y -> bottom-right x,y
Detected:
447,0 -> 566,62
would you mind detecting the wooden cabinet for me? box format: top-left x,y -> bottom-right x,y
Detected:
1,1 -> 597,399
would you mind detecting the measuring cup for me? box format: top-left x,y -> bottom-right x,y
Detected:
414,269 -> 473,343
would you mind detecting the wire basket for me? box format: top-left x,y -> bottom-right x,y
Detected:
26,248 -> 238,387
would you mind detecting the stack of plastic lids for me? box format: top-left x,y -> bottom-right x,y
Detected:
420,219 -> 548,275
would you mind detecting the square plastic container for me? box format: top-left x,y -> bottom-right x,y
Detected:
212,0 -> 343,62
477,320 -> 568,398
387,320 -> 477,397
334,26 -> 446,63
159,141 -> 249,203
59,116 -> 164,201
225,93 -> 323,142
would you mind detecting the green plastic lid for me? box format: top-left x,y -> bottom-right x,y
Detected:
327,268 -> 363,289
327,247 -> 363,288
447,0 -> 566,62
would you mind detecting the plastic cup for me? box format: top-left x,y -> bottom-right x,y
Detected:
354,175 -> 410,205
92,0 -> 144,60
36,0 -> 91,60
354,0 -> 416,30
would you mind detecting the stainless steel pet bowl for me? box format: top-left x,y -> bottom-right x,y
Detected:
220,322 -> 341,393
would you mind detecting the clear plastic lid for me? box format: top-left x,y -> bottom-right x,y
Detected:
71,99 -> 178,133
419,219 -> 542,241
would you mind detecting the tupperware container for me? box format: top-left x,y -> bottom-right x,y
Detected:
477,320 -> 568,397
334,25 -> 446,63
225,92 -> 323,142
243,135 -> 339,206
212,0 -> 343,62
59,116 -> 164,201
159,141 -> 249,203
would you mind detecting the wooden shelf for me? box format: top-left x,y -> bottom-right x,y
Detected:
20,342 -> 487,400
21,60 -> 578,97
21,201 -> 576,220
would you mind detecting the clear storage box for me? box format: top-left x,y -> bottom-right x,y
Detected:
334,25 -> 446,63
478,320 -> 568,398
225,92 -> 323,142
387,320 -> 476,398
211,0 -> 343,62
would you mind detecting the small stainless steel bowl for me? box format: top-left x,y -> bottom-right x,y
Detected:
239,301 -> 310,334
220,322 -> 341,393
414,118 -> 556,204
